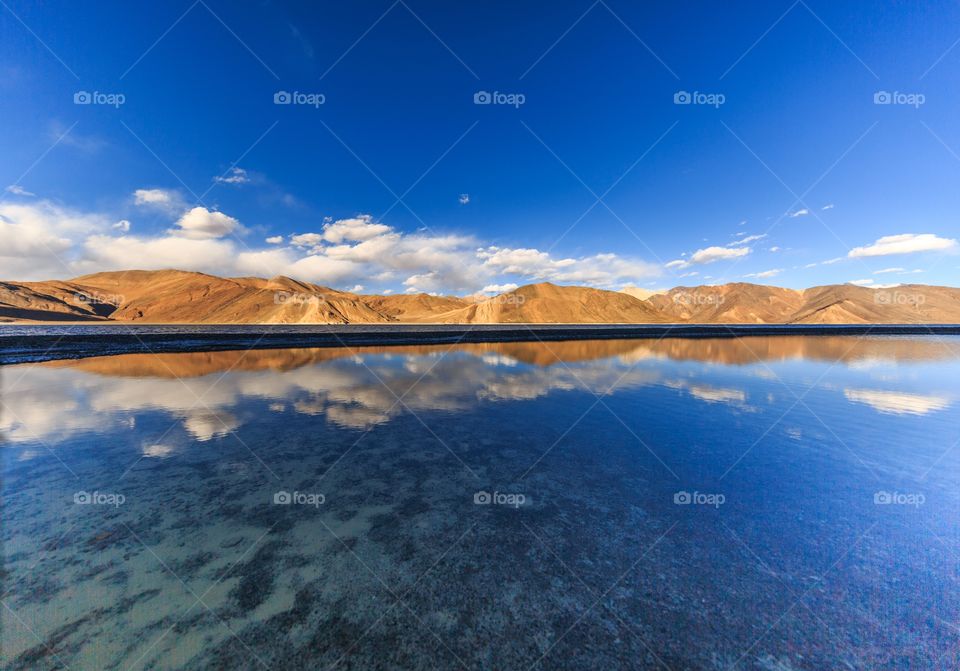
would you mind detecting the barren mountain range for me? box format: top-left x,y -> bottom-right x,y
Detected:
1,269 -> 959,324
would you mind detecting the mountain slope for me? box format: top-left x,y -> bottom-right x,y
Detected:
362,293 -> 470,322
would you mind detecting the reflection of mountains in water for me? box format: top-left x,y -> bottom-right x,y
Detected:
8,336 -> 955,448
44,336 -> 960,378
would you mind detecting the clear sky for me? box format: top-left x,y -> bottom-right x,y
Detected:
1,0 -> 959,294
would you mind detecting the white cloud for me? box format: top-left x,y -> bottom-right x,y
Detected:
728,234 -> 766,246
744,268 -> 782,279
0,200 -> 110,279
482,283 -> 519,294
83,234 -> 237,274
822,204 -> 835,210
0,200 -> 665,293
479,247 -> 659,287
459,194 -> 470,205
322,215 -> 391,244
172,207 -> 242,240
691,245 -> 750,264
873,267 -> 905,274
214,167 -> 251,185
789,209 -> 810,217
5,185 -> 34,197
849,233 -> 958,258
821,257 -> 844,265
666,245 -> 750,270
133,188 -> 184,212
768,246 -> 781,252
847,278 -> 901,289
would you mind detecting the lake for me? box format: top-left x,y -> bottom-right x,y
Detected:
2,335 -> 959,669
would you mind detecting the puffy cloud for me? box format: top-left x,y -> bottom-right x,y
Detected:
478,247 -> 659,286
172,207 -> 242,240
133,188 -> 183,211
286,254 -> 360,284
482,283 -> 519,293
2,200 -> 663,293
848,233 -> 957,258
234,248 -> 298,277
0,200 -> 110,279
459,194 -> 470,205
82,234 -> 237,274
321,215 -> 391,244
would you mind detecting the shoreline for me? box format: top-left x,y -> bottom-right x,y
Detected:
2,323 -> 959,365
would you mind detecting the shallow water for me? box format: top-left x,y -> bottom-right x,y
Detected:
2,336 -> 959,670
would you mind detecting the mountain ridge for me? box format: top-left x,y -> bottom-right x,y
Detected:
2,269 -> 958,324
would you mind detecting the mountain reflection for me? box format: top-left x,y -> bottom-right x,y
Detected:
2,336 -> 955,448
39,335 -> 960,377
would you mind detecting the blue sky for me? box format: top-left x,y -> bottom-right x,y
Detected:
1,0 -> 959,294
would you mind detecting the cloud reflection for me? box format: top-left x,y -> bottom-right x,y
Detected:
843,389 -> 951,416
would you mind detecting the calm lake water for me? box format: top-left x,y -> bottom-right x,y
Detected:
2,336 -> 959,670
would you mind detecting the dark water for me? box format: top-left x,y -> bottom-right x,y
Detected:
2,336 -> 959,670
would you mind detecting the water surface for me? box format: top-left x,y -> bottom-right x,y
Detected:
2,336 -> 959,669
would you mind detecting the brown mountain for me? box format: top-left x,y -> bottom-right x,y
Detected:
51,270 -> 391,324
1,270 -> 959,324
645,283 -> 805,323
362,293 -> 470,321
425,283 -> 670,323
